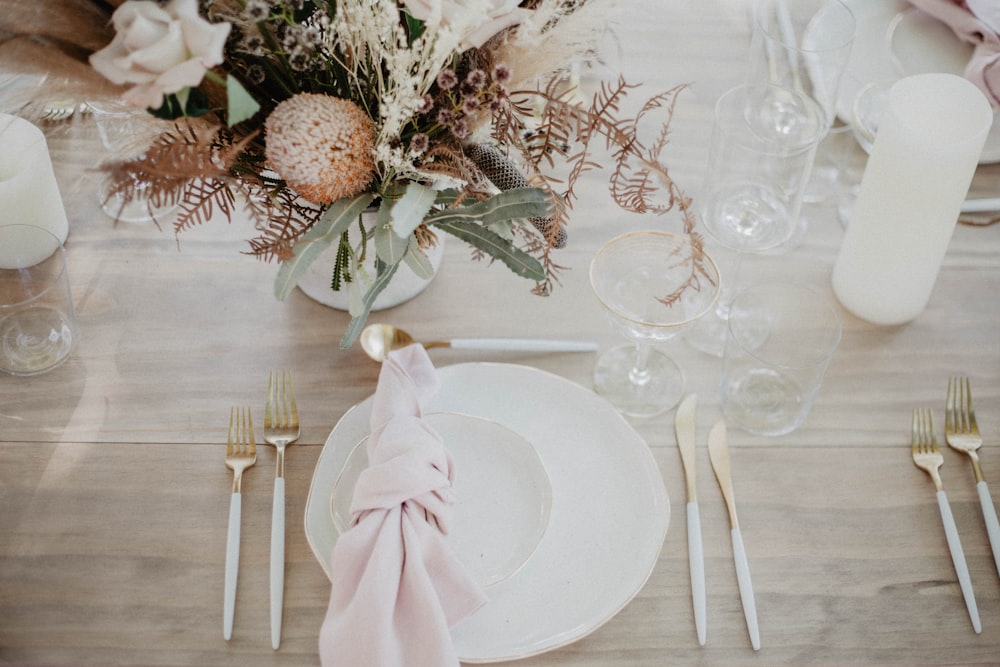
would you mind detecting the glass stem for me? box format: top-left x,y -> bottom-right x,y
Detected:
629,342 -> 652,386
715,249 -> 745,319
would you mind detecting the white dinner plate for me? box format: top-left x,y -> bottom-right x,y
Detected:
305,362 -> 671,663
829,0 -> 1000,162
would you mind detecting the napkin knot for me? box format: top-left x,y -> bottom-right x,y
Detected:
319,344 -> 487,667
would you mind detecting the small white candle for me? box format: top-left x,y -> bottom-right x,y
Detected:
832,74 -> 993,325
0,113 -> 70,269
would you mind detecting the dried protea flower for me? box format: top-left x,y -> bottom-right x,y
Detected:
468,143 -> 566,248
264,93 -> 376,205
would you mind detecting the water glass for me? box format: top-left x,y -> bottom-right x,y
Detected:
0,225 -> 78,375
700,83 -> 823,253
721,283 -> 841,436
747,0 -> 856,134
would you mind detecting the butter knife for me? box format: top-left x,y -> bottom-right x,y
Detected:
708,420 -> 760,651
675,393 -> 706,646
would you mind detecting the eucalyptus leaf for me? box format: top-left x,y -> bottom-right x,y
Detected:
274,193 -> 375,300
340,260 -> 401,348
435,220 -> 546,281
390,182 -> 437,237
424,187 -> 551,226
226,75 -> 260,126
402,236 -> 435,280
374,198 -> 409,266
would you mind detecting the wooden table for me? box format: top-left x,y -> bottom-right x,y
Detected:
3,1 -> 999,664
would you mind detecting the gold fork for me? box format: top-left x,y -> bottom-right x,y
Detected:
263,371 -> 300,650
945,377 -> 1000,580
911,408 -> 981,633
223,406 -> 256,641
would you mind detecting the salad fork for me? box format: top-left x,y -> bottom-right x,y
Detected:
911,408 -> 981,633
945,377 -> 1000,579
263,371 -> 300,650
224,406 -> 256,641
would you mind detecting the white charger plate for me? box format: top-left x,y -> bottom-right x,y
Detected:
304,362 -> 671,663
831,0 -> 1000,162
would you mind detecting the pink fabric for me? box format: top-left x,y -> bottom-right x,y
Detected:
907,0 -> 1000,106
319,344 -> 487,667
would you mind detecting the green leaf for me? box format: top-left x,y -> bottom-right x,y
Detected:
435,219 -> 546,281
340,260 -> 401,348
226,76 -> 260,126
423,187 -> 552,226
374,199 -> 409,266
390,182 -> 437,237
402,235 -> 435,280
274,193 -> 375,300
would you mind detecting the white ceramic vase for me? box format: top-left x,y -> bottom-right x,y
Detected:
295,210 -> 446,311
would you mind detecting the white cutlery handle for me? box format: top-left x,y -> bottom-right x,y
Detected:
224,492 -> 241,641
449,338 -> 598,353
686,502 -> 706,646
936,490 -> 981,633
976,481 -> 1000,580
731,527 -> 760,651
271,477 -> 285,650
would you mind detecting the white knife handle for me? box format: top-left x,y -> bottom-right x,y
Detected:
731,527 -> 760,651
224,492 -> 241,641
449,338 -> 598,353
977,481 -> 1000,581
687,502 -> 706,646
936,490 -> 982,633
271,477 -> 285,650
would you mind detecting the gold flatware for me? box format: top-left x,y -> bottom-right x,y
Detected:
707,420 -> 760,651
945,377 -> 1000,579
911,407 -> 981,633
674,394 -> 706,646
224,406 -> 256,641
263,371 -> 300,650
358,322 -> 597,362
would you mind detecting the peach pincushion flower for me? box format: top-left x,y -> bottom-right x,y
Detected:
264,93 -> 376,205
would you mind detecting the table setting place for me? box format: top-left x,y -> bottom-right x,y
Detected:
2,0 -> 1000,665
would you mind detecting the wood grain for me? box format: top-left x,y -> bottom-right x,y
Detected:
2,0 -> 999,664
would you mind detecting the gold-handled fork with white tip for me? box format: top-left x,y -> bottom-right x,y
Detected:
263,371 -> 300,650
224,406 -> 256,641
911,407 -> 981,633
945,377 -> 1000,580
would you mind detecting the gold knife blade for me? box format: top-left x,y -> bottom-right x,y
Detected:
675,393 -> 698,502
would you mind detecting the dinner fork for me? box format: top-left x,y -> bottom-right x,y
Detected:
911,408 -> 981,633
263,371 -> 300,650
224,406 -> 256,641
945,377 -> 1000,579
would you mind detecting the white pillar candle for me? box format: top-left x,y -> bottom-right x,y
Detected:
832,74 -> 993,325
0,113 -> 70,269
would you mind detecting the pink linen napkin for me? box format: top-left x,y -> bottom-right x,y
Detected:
319,344 -> 487,667
907,0 -> 1000,106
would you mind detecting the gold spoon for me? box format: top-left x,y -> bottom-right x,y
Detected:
359,323 -> 598,362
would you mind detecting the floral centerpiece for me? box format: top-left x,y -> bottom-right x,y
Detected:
88,0 -> 709,347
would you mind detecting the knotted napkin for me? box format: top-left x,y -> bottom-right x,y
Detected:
907,0 -> 1000,106
319,344 -> 487,667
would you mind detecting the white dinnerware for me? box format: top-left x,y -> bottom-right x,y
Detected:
305,362 -> 670,662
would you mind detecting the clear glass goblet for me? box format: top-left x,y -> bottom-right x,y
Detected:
590,231 -> 721,418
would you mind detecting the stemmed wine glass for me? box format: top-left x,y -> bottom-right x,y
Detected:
686,83 -> 824,357
590,231 -> 721,418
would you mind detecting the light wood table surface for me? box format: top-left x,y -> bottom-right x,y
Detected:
3,1 -> 1000,664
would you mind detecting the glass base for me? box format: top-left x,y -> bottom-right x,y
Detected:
0,306 -> 75,376
721,368 -> 806,436
100,178 -> 180,224
593,344 -> 684,418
